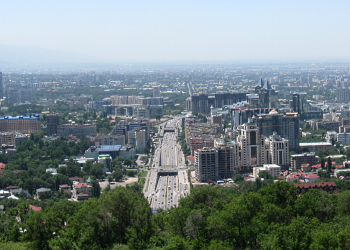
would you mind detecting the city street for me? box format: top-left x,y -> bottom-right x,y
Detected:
144,118 -> 190,210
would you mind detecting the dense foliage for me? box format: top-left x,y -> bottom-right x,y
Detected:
0,181 -> 350,249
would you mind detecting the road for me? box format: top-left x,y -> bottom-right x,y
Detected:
144,117 -> 190,210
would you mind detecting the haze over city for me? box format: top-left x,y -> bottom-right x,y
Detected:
1,0 -> 350,66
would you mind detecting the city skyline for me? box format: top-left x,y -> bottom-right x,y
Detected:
1,1 -> 350,65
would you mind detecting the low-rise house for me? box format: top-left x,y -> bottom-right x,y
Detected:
59,184 -> 71,195
10,188 -> 30,198
69,176 -> 83,183
305,174 -> 320,182
72,183 -> 91,201
36,188 -> 51,199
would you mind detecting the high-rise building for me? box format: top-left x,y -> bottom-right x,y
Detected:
236,121 -> 266,171
266,132 -> 289,168
253,110 -> 300,152
254,78 -> 279,108
290,92 -> 308,118
337,88 -> 350,102
186,91 -> 248,115
194,120 -> 290,181
153,87 -> 161,97
6,88 -> 36,104
195,147 -> 218,182
46,113 -> 60,136
215,139 -> 240,179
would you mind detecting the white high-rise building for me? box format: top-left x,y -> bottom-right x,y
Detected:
194,120 -> 290,182
266,132 -> 289,168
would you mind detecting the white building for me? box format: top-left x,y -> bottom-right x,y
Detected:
252,164 -> 281,178
266,132 -> 289,168
326,131 -> 350,144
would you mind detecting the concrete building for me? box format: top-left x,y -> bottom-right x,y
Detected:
299,142 -> 332,152
253,110 -> 300,152
290,152 -> 317,169
215,139 -> 240,179
6,88 -> 36,104
266,132 -> 289,168
231,108 -> 272,129
254,79 -> 279,109
0,115 -> 41,134
96,145 -> 121,159
57,124 -> 97,137
111,119 -> 150,142
46,113 -> 60,136
253,164 -> 281,178
337,88 -> 350,102
326,131 -> 350,144
94,133 -> 125,146
187,91 -> 248,115
119,146 -> 136,159
195,147 -> 218,182
0,132 -> 28,146
98,154 -> 112,172
236,121 -> 265,171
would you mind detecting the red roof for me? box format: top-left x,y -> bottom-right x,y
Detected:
29,205 -> 42,212
77,194 -> 89,197
74,183 -> 90,188
186,155 -> 195,160
6,186 -> 18,190
306,174 -> 319,178
294,182 -> 336,189
0,163 -> 5,173
336,165 -> 344,169
69,176 -> 83,182
312,164 -> 322,168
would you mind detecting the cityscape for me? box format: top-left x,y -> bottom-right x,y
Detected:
2,0 -> 350,249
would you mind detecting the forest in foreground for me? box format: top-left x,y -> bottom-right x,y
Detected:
1,181 -> 350,249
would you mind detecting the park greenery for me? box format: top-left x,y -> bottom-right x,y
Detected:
1,181 -> 350,249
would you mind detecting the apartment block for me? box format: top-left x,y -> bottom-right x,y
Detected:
195,147 -> 218,182
290,152 -> 317,170
0,115 -> 41,134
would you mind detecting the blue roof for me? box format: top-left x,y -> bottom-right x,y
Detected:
0,115 -> 40,120
99,145 -> 121,151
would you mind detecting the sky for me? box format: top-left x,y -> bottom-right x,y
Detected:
1,0 -> 350,64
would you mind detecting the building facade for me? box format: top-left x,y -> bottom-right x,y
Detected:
0,115 -> 41,134
46,113 -> 60,136
57,124 -> 97,137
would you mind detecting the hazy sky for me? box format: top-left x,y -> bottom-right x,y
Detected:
1,0 -> 350,63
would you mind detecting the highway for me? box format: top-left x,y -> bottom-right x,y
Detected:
144,117 -> 190,210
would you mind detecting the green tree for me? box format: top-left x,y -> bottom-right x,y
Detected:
113,169 -> 123,181
91,180 -> 101,198
327,157 -> 332,173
